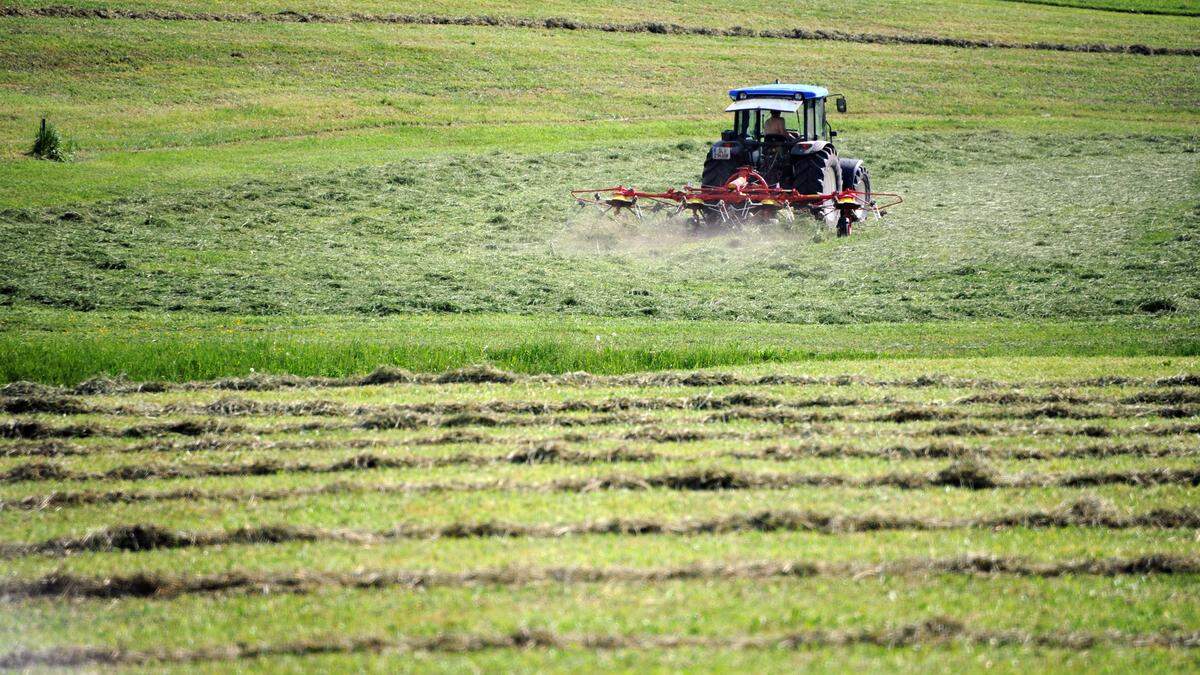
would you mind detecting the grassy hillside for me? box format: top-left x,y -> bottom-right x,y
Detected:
0,17 -> 1195,208
1001,0 -> 1200,16
0,1 -> 1196,383
5,0 -> 1198,47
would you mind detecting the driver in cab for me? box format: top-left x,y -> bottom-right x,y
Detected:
764,110 -> 787,137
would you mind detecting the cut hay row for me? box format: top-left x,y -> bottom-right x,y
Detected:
704,404 -> 1196,425
3,404 -> 1194,440
5,466 -> 1199,508
4,458 -> 1198,490
3,451 -> 1199,487
6,555 -> 1199,600
2,5 -> 1198,56
0,447 -> 657,482
3,393 -> 888,417
2,436 -> 1193,464
6,388 -> 1196,417
4,370 -> 1196,397
4,620 -> 1199,669
6,502 -> 1197,555
5,420 -> 1195,457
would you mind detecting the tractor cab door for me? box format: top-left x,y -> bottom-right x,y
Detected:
732,109 -> 761,142
803,99 -> 829,141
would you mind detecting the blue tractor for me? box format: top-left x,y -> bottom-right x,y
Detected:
573,84 -> 896,236
703,84 -> 871,236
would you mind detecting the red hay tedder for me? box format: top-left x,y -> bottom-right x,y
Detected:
572,83 -> 902,237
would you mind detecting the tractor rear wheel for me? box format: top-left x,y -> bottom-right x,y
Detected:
791,145 -> 840,228
792,145 -> 840,194
842,162 -> 872,222
701,158 -> 738,188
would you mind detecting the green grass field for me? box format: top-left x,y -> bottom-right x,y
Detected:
1002,0 -> 1200,16
0,0 -> 1198,670
2,357 -> 1199,670
5,0 -> 1200,45
1,310 -> 1198,384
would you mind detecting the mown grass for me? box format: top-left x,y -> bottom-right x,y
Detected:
1,357 -> 1195,669
1001,0 -> 1200,16
1,132 -> 1196,356
6,576 -> 1198,650
6,529 -> 1195,578
1,1 -> 1196,669
5,0 -> 1197,46
213,647 -> 1200,675
0,18 -> 1196,206
6,482 -> 1196,539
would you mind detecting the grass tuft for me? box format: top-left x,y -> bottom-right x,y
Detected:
27,121 -> 73,162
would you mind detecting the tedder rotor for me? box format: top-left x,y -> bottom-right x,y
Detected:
572,83 -> 901,237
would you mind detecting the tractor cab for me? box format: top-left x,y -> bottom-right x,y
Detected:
723,84 -> 842,144
703,83 -> 854,202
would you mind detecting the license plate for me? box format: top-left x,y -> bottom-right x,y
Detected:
711,145 -> 731,160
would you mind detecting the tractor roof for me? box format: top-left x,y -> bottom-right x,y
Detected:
728,84 -> 829,101
724,98 -> 801,113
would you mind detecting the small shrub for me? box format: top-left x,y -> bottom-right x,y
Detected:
28,121 -> 74,162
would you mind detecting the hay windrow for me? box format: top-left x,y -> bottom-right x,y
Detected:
7,432 -> 1190,462
4,457 -> 1198,490
72,375 -> 168,395
0,447 -> 659,483
1122,389 -> 1200,405
6,554 -> 1198,600
8,366 -> 1199,396
0,381 -> 63,399
17,391 -> 1162,421
2,620 -> 1198,668
9,417 -> 1190,458
4,501 -> 1197,556
0,397 -> 90,415
1,6 -> 1196,56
